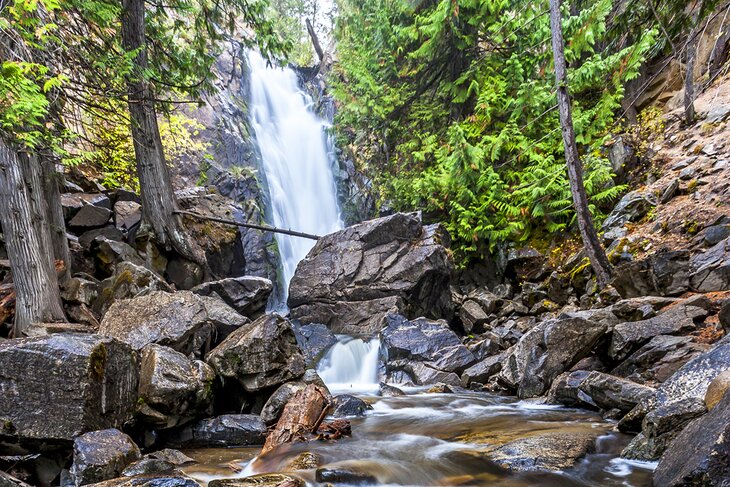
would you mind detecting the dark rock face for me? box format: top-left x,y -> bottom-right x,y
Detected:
191,276 -> 272,318
168,415 -> 267,448
602,190 -> 656,231
99,291 -> 245,357
546,371 -> 654,413
690,236 -> 730,292
460,353 -> 505,387
138,344 -> 215,429
291,323 -> 337,365
609,304 -> 707,360
288,213 -> 454,334
499,316 -> 607,398
654,390 -> 730,486
330,395 -> 372,418
206,314 -> 306,392
315,468 -> 377,485
0,334 -> 138,443
70,429 -> 141,485
610,335 -> 708,384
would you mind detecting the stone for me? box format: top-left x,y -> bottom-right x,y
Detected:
488,432 -> 599,472
69,204 -> 113,229
99,291 -> 243,357
679,166 -> 697,180
60,277 -> 99,306
137,344 -> 214,429
702,224 -> 730,246
121,458 -> 176,477
0,334 -> 138,443
650,249 -> 690,296
93,238 -> 145,276
70,429 -> 140,486
659,178 -> 679,204
315,468 -> 377,485
705,104 -> 730,122
260,382 -> 307,425
87,474 -> 201,486
143,450 -> 195,467
653,390 -> 730,486
77,227 -> 125,250
381,314 -> 475,374
606,136 -> 636,179
505,247 -> 549,282
690,237 -> 730,292
404,362 -> 461,387
602,190 -> 656,231
498,316 -> 607,398
288,212 -> 454,334
209,474 -> 304,487
609,296 -> 677,321
466,338 -> 500,361
113,201 -> 142,233
460,353 -> 505,387
61,193 -> 111,220
291,322 -> 337,365
705,369 -> 730,410
546,370 -> 592,406
95,262 -> 173,316
169,415 -> 267,448
459,300 -> 489,334
330,395 -> 372,417
721,299 -> 730,332
379,382 -> 405,396
559,371 -> 655,413
191,276 -> 272,318
284,452 -> 321,470
206,314 -> 306,392
611,335 -> 708,384
609,305 -> 707,360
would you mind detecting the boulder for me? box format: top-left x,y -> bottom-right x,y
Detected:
460,353 -> 505,387
209,474 -> 304,487
168,415 -> 267,448
69,204 -> 113,229
653,390 -> 730,486
403,362 -> 461,387
546,371 -> 654,413
260,382 -> 307,425
315,468 -> 376,485
113,201 -> 142,233
487,432 -> 599,472
505,247 -> 549,282
498,316 -> 607,398
720,298 -> 730,332
609,304 -> 707,360
705,369 -> 730,410
330,395 -> 372,418
379,382 -> 405,396
288,212 -> 454,334
93,238 -> 145,276
650,250 -> 690,296
95,262 -> 173,316
690,236 -> 730,292
70,429 -> 140,485
459,299 -> 490,334
291,322 -> 337,364
99,291 -> 244,357
137,344 -> 215,428
61,193 -> 111,220
191,276 -> 272,318
611,335 -> 708,384
120,458 -> 177,477
609,296 -> 677,321
83,473 -> 201,486
602,190 -> 656,231
0,334 -> 138,443
381,314 -> 475,374
206,314 -> 306,392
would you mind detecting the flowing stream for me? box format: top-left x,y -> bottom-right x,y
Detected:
187,53 -> 658,486
248,51 -> 343,303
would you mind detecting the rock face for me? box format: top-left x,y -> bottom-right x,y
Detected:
70,429 -> 141,485
654,390 -> 730,486
547,371 -> 655,413
168,415 -> 267,448
610,334 -> 708,384
288,213 -> 454,334
499,316 -> 607,398
99,291 -> 245,357
191,276 -> 272,318
206,314 -> 306,392
690,236 -> 730,292
291,323 -> 337,365
138,344 -> 215,428
0,334 -> 138,443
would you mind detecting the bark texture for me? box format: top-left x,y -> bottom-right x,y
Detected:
684,2 -> 704,125
0,139 -> 66,335
40,154 -> 71,282
120,0 -> 204,266
549,0 -> 612,287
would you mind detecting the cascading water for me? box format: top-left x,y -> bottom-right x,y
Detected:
316,336 -> 382,393
247,51 -> 343,304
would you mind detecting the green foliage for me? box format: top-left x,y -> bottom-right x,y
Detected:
332,0 -> 660,262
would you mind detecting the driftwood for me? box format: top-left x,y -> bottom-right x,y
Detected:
260,383 -> 330,456
174,210 -> 320,241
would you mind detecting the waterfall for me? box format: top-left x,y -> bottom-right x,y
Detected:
248,52 -> 343,304
317,336 -> 382,393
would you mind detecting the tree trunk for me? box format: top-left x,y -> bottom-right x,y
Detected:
120,0 -> 205,266
549,0 -> 612,288
684,10 -> 703,125
306,18 -> 324,62
40,154 -> 71,282
0,139 -> 66,336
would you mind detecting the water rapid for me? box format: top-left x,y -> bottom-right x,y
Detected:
248,51 -> 343,303
316,336 -> 382,394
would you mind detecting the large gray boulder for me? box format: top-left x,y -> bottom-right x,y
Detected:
602,190 -> 656,231
70,429 -> 141,485
288,213 -> 454,334
611,335 -> 708,384
206,314 -> 306,392
690,236 -> 730,292
654,390 -> 730,486
0,334 -> 138,443
191,276 -> 272,318
167,415 -> 267,448
95,262 -> 173,316
137,344 -> 215,428
547,371 -> 655,413
498,316 -> 607,398
99,291 -> 246,357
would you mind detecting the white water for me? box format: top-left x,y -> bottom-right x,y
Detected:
317,336 -> 382,393
248,52 -> 343,303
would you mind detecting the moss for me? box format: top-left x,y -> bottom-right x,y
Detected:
687,179 -> 698,193
682,219 -> 701,235
89,344 -> 108,381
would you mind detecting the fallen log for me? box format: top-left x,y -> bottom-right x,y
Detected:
260,383 -> 330,456
174,210 -> 320,241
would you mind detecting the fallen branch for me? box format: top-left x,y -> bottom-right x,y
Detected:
174,210 -> 320,241
306,18 -> 324,62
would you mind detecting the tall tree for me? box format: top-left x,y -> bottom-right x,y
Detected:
549,0 -> 612,287
684,0 -> 705,125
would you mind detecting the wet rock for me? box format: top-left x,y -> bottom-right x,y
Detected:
602,190 -> 656,231
99,291 -> 243,357
169,415 -> 267,448
206,314 -> 306,392
381,314 -> 475,373
550,371 -> 654,413
460,353 -> 505,387
288,212 -> 454,334
466,338 -> 500,361
331,395 -> 372,417
69,204 -> 113,229
611,335 -> 708,384
499,316 -> 607,398
653,390 -> 730,486
260,382 -> 307,425
121,458 -> 176,477
379,383 -> 405,397
315,468 -> 377,485
546,370 -> 592,406
690,236 -> 730,292
0,334 -> 138,443
705,369 -> 730,410
70,429 -> 141,485
609,305 -> 707,360
291,322 -> 337,365
488,433 -> 598,472
95,262 -> 173,316
284,452 -> 321,470
137,344 -> 214,429
209,474 -> 304,487
404,362 -> 461,387
85,473 -> 201,486
113,201 -> 142,233
143,450 -> 195,467
191,276 -> 272,318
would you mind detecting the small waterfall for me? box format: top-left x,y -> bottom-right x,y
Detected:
248,52 -> 343,304
317,336 -> 382,394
